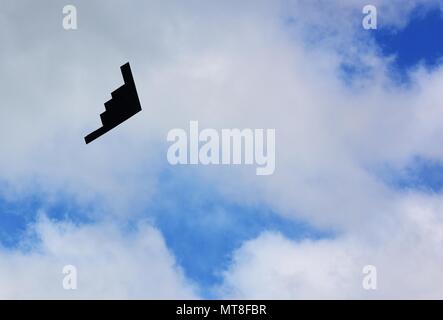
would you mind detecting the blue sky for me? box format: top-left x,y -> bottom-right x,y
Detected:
1,2 -> 443,297
371,6 -> 443,192
0,169 -> 332,298
0,187 -> 94,249
2,1 -> 443,299
149,169 -> 332,296
374,6 -> 443,72
379,156 -> 443,193
340,5 -> 443,85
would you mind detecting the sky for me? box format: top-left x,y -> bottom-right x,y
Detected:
1,0 -> 443,299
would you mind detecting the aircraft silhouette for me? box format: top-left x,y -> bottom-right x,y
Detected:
84,62 -> 142,144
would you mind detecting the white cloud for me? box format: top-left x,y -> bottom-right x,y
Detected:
219,194 -> 443,299
0,215 -> 197,299
1,0 -> 443,298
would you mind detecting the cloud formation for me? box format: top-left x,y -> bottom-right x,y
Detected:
1,0 -> 443,298
0,215 -> 196,299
